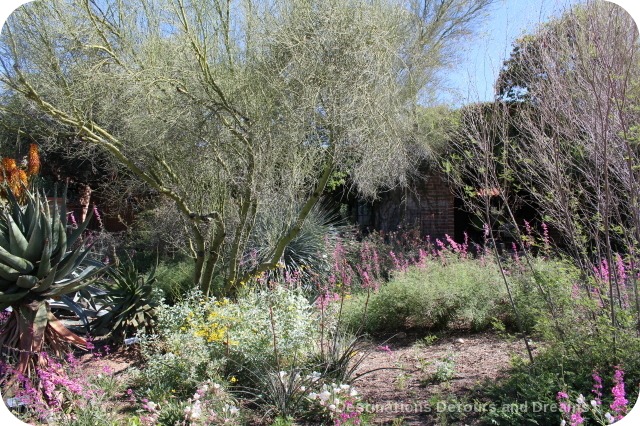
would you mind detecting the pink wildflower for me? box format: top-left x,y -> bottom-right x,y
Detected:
610,366 -> 628,419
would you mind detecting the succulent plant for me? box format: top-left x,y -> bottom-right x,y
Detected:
0,186 -> 101,378
92,257 -> 158,343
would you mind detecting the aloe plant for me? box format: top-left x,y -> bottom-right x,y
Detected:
0,186 -> 101,379
92,258 -> 158,343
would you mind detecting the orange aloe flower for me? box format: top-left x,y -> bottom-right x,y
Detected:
2,157 -> 17,172
28,144 -> 40,177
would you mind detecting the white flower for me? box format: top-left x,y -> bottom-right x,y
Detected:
350,388 -> 358,397
300,386 -> 306,391
229,405 -> 239,416
340,384 -> 350,391
576,394 -> 585,405
201,384 -> 209,393
328,404 -> 336,411
333,387 -> 341,394
308,371 -> 322,382
193,393 -> 201,400
560,420 -> 566,426
279,371 -> 288,379
308,392 -> 318,400
591,400 -> 598,407
605,412 -> 615,424
319,390 -> 331,401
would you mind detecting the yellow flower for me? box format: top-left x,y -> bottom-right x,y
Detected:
229,376 -> 238,383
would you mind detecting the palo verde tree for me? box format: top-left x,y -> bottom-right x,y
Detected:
0,0 -> 493,296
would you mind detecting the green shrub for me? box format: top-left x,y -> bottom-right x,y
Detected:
154,259 -> 195,304
476,260 -> 640,426
509,258 -> 580,336
206,286 -> 319,369
341,257 -> 509,334
137,287 -> 319,399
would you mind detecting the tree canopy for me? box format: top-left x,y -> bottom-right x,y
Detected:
0,0 -> 493,296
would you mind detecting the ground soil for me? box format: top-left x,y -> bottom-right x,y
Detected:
353,332 -> 536,425
74,332 -> 534,425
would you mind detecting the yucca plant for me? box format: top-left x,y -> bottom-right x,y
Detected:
92,258 -> 158,343
0,186 -> 100,379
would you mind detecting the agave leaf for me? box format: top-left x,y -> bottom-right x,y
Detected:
4,187 -> 25,234
42,265 -> 101,297
51,220 -> 67,266
6,213 -> 28,258
24,207 -> 44,262
0,278 -> 12,292
55,246 -> 90,282
0,245 -> 34,273
0,231 -> 10,251
0,289 -> 29,309
36,239 -> 51,280
16,275 -> 38,289
60,295 -> 91,334
31,264 -> 59,293
50,186 -> 60,250
24,192 -> 37,238
0,262 -> 21,281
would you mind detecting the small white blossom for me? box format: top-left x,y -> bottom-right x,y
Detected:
591,400 -> 598,407
319,390 -> 331,401
605,412 -> 615,424
576,394 -> 585,405
308,392 -> 318,400
328,404 -> 336,411
560,420 -> 566,426
192,401 -> 202,419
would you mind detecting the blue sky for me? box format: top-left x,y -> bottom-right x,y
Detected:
440,0 -> 640,105
440,0 -> 585,105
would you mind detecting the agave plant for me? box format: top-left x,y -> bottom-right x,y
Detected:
0,186 -> 100,379
92,258 -> 158,343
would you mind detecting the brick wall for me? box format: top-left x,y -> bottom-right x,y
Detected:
363,173 -> 455,239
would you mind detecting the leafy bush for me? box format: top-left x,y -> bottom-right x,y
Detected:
477,267 -> 640,426
154,259 -> 195,304
508,257 -> 581,335
340,256 -> 509,334
136,287 -> 319,400
200,286 -> 319,370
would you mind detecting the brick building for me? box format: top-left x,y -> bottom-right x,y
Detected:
352,172 -> 455,240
